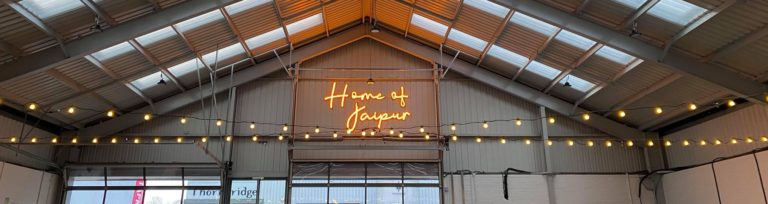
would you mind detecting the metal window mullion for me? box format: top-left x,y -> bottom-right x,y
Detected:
255,179 -> 261,204
142,168 -> 147,204
102,167 -> 107,204
180,168 -> 186,204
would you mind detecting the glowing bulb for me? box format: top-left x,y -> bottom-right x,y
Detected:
27,103 -> 37,110
524,139 -> 531,145
177,137 -> 183,143
730,138 -> 738,144
548,117 -> 555,124
346,129 -> 353,134
617,110 -> 626,118
515,119 -> 522,126
482,122 -> 489,129
765,95 -> 768,103
370,130 -> 375,136
626,140 -> 634,147
144,113 -> 152,121
51,138 -> 58,143
700,140 -> 707,146
283,124 -> 289,132
31,137 -> 37,143
107,110 -> 115,117
362,131 -> 367,136
587,140 -> 594,147
226,136 -> 232,142
67,106 -> 76,114
761,136 -> 768,142
450,124 -> 456,131
646,140 -> 654,147
546,140 -> 553,146
398,132 -> 404,138
451,135 -> 458,141
333,132 -> 338,138
711,139 -> 721,145
664,140 -> 672,147
746,137 -> 754,143
304,133 -> 310,139
682,140 -> 690,146
420,126 -> 425,133
10,137 -> 16,143
605,140 -> 612,147
154,138 -> 160,143
314,126 -> 320,133
567,140 -> 574,146
250,123 -> 256,129
111,138 -> 117,144
252,136 -> 258,141
582,113 -> 590,121
389,129 -> 394,135
688,103 -> 697,111
278,135 -> 284,141
475,137 -> 482,143
92,138 -> 98,144
727,99 -> 736,107
654,107 -> 663,115
424,134 -> 430,140
134,138 -> 140,144
201,137 -> 208,143
71,138 -> 78,144
180,117 -> 187,124
500,138 -> 506,144
216,119 -> 223,126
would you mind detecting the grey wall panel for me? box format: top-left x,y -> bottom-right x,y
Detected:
552,175 -> 652,204
78,140 -> 227,163
713,155 -> 765,204
444,139 -> 545,172
292,140 -> 440,161
0,162 -> 60,204
549,144 -> 646,173
662,165 -> 719,204
230,138 -> 289,178
665,104 -> 768,167
233,79 -> 293,136
120,95 -> 232,136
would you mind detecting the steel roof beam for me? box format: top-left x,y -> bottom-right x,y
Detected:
602,73 -> 682,117
76,24 -> 370,137
80,0 -> 118,26
512,28 -> 562,80
128,40 -> 186,92
661,0 -> 739,60
271,0 -> 292,46
220,9 -> 256,65
573,58 -> 643,108
2,0 -> 68,56
170,25 -> 215,71
0,0 -> 236,83
477,10 -> 515,66
543,43 -> 603,93
492,0 -> 767,103
618,0 -> 659,29
84,55 -> 154,107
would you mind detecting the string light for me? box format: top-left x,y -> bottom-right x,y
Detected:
180,117 -> 187,124
250,122 -> 256,129
475,137 -> 482,143
10,137 -> 16,143
451,135 -> 458,141
333,132 -> 338,138
389,128 -> 394,135
51,138 -> 58,144
682,140 -> 689,146
761,136 -> 768,142
252,136 -> 258,141
482,122 -> 489,129
582,113 -> 590,121
202,137 -> 208,143
714,139 -> 722,145
727,99 -> 736,107
144,113 -> 152,121
500,138 -> 506,144
177,137 -> 183,143
226,136 -> 232,142
548,117 -> 555,124
626,140 -> 634,147
362,131 -> 367,136
398,132 -> 404,138
370,130 -> 375,136
424,134 -> 430,140
278,134 -> 284,141
314,126 -> 320,133
730,138 -> 738,144
346,129 -> 353,134
699,140 -> 707,146
71,138 -> 78,144
67,106 -> 76,114
107,110 -> 115,117
605,140 -> 612,147
664,140 -> 672,147
746,137 -> 754,143
515,118 -> 522,126
646,140 -> 654,147
154,138 -> 160,143
586,140 -> 594,147
567,140 -> 574,146
654,107 -> 663,115
27,103 -> 37,111
450,124 -> 456,131
111,138 -> 117,144
524,139 -> 531,145
305,133 -> 310,139
134,138 -> 140,144
216,119 -> 223,127
92,138 -> 98,144
283,124 -> 289,132
617,110 -> 626,118
546,140 -> 553,146
688,103 -> 697,111
420,126 -> 425,133
31,137 -> 37,143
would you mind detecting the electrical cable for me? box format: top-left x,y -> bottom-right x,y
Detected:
502,168 -> 532,200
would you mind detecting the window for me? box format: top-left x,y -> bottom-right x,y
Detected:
463,0 -> 509,17
447,29 -> 488,51
225,0 -> 271,15
509,12 -> 558,36
201,43 -> 247,65
558,75 -> 595,92
647,0 -> 707,26
168,58 -> 205,77
229,179 -> 286,204
526,61 -> 561,80
136,27 -> 177,47
410,13 -> 448,36
487,45 -> 529,67
130,71 -> 163,91
260,180 -> 287,204
245,28 -> 286,50
91,42 -> 135,61
19,0 -> 84,19
286,13 -> 324,35
611,0 -> 646,9
554,30 -> 596,51
290,162 -> 440,204
595,46 -> 636,65
175,10 -> 225,32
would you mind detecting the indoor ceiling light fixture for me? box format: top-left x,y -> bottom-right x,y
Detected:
157,73 -> 167,85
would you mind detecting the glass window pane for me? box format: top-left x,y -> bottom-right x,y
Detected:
404,163 -> 439,184
292,163 -> 328,183
463,0 -> 509,17
366,187 -> 403,204
68,167 -> 105,186
367,163 -> 402,183
144,189 -> 183,204
404,187 -> 439,204
290,187 -> 327,204
184,189 -> 220,204
554,30 -> 596,51
19,0 -> 84,19
106,167 -> 143,186
410,13 -> 448,36
105,190 -> 142,204
330,163 -> 365,183
329,187 -> 364,204
230,180 -> 259,203
286,13 -> 323,35
261,180 -> 287,204
185,168 -> 222,186
510,13 -> 558,36
146,168 -> 182,186
647,0 -> 707,26
447,29 -> 488,51
65,190 -> 104,204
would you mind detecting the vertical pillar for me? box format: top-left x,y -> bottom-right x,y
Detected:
540,106 -> 557,204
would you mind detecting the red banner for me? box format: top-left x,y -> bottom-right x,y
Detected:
132,179 -> 145,204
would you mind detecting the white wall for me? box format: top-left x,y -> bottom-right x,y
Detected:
0,162 -> 60,204
443,174 -> 655,204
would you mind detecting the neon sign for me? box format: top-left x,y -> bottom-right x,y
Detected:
324,82 -> 411,132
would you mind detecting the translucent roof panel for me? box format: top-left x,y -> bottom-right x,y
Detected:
558,75 -> 595,92
131,71 -> 163,90
168,58 -> 205,77
175,10 -> 225,32
595,46 -> 636,65
527,61 -> 561,79
509,13 -> 559,36
647,0 -> 707,26
136,27 -> 177,46
286,13 -> 324,35
554,30 -> 596,51
225,0 -> 271,15
463,0 -> 509,18
447,29 -> 488,51
245,28 -> 286,49
488,45 -> 529,67
611,0 -> 646,9
201,43 -> 246,65
410,13 -> 449,36
19,0 -> 85,19
91,42 -> 134,61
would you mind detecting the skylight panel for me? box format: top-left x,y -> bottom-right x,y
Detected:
558,75 -> 595,92
509,13 -> 558,36
175,10 -> 225,32
410,13 -> 448,36
647,0 -> 707,26
131,71 -> 163,90
611,0 -> 646,9
463,0 -> 509,18
595,46 -> 636,65
19,0 -> 84,19
245,28 -> 286,49
202,43 -> 246,65
527,61 -> 561,79
487,45 -> 529,67
286,13 -> 323,35
225,0 -> 271,15
136,27 -> 177,46
168,58 -> 204,77
447,29 -> 488,51
554,30 -> 596,51
91,42 -> 134,61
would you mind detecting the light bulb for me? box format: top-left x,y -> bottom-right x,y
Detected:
582,113 -> 590,121
664,140 -> 672,147
31,137 -> 37,143
761,136 -> 768,142
500,138 -> 506,144
314,126 -> 320,133
250,123 -> 256,129
370,130 -> 375,136
714,139 -> 722,145
567,140 -> 574,146
144,113 -> 152,121
201,137 -> 208,143
546,140 -> 553,146
111,138 -> 117,144
524,139 -> 531,145
27,103 -> 37,110
305,133 -> 310,139
177,137 -> 183,143
617,110 -> 626,118
424,134 -> 430,140
51,138 -> 58,143
646,140 -> 654,147
346,129 -> 353,134
10,137 -> 16,143
154,138 -> 160,143
688,103 -> 697,111
746,137 -> 754,143
727,99 -> 736,107
700,140 -> 707,146
67,106 -> 76,114
71,138 -> 78,144
252,136 -> 258,141
548,117 -> 555,124
451,135 -> 458,141
362,131 -> 367,136
333,132 -> 338,138
682,140 -> 690,146
587,140 -> 594,147
420,126 -> 425,133
180,117 -> 187,124
92,138 -> 98,144
626,140 -> 634,147
475,137 -> 482,143
389,129 -> 394,135
278,135 -> 284,141
398,132 -> 404,138
605,140 -> 612,147
730,138 -> 738,144
226,136 -> 232,142
482,122 -> 489,129
283,124 -> 289,132
654,107 -> 663,115
107,110 -> 115,117
450,124 -> 456,131
515,119 -> 522,126
134,138 -> 140,144
216,119 -> 223,126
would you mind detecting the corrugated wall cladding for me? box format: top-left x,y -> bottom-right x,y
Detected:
0,115 -> 57,170
0,5 -> 57,54
548,143 -> 645,172
230,138 -> 289,177
293,140 -> 440,161
676,0 -> 768,57
121,94 -> 232,136
665,104 -> 768,168
375,0 -> 410,31
94,83 -> 145,109
324,0 -> 362,32
717,36 -> 768,78
233,79 -> 293,136
54,58 -> 114,90
414,0 -> 459,19
0,71 -> 77,105
78,139 -> 227,164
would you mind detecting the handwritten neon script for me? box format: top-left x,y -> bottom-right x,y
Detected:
323,82 -> 411,132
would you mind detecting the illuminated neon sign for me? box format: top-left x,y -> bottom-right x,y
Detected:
324,82 -> 411,132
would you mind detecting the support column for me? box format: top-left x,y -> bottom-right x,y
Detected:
540,106 -> 557,204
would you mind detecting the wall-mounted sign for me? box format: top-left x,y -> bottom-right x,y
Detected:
323,82 -> 411,132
